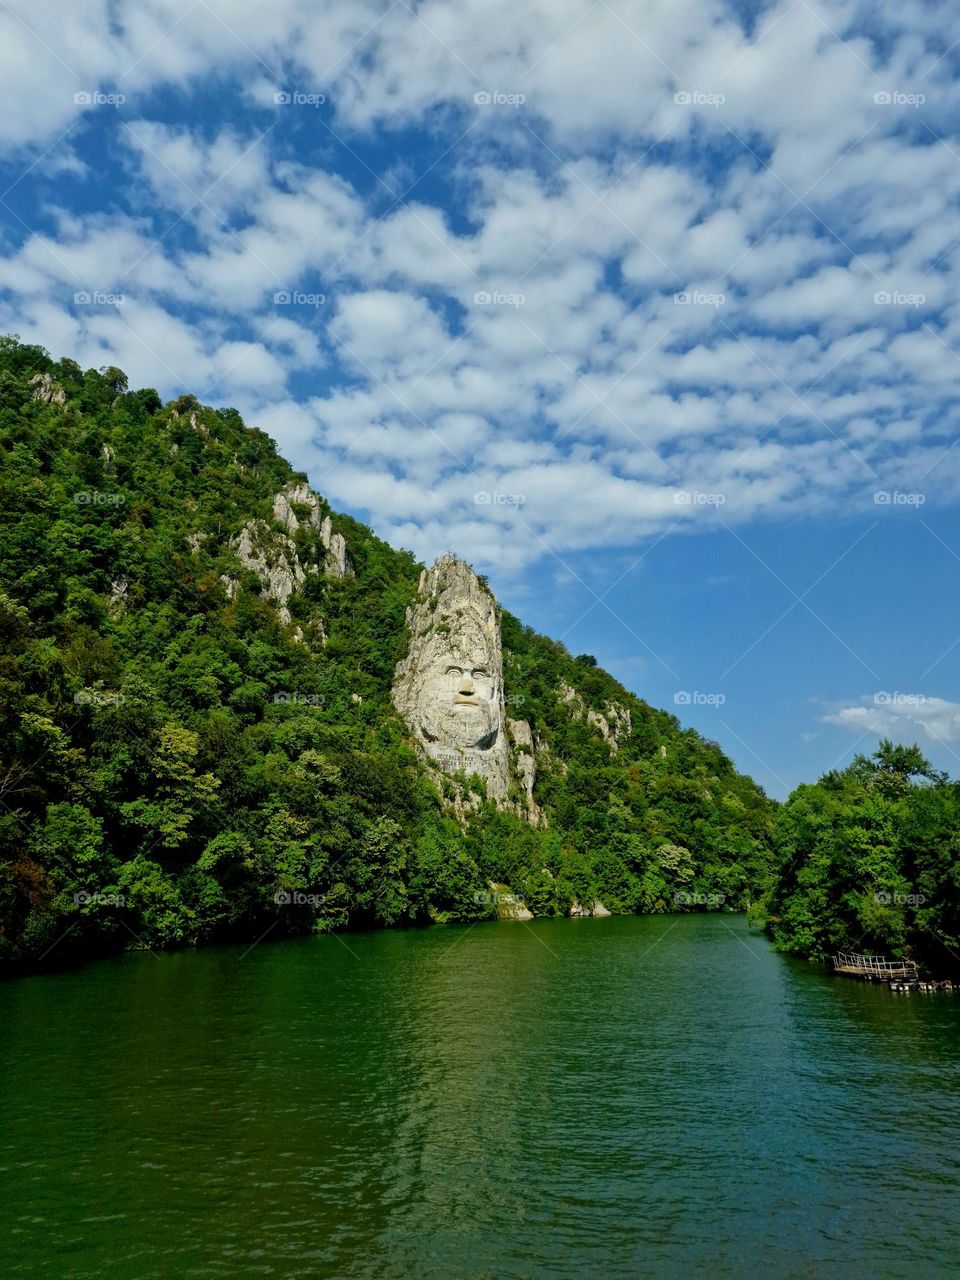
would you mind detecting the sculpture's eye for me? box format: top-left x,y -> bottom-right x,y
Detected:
472,669 -> 487,679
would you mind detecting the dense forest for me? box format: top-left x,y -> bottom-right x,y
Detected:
0,336 -> 778,969
4,336 -> 954,979
757,742 -> 960,976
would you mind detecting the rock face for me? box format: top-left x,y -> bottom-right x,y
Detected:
507,717 -> 542,825
228,482 -> 352,636
570,900 -> 612,918
271,482 -> 352,578
232,520 -> 306,627
559,680 -> 632,753
393,555 -> 515,804
489,882 -> 534,921
29,372 -> 66,405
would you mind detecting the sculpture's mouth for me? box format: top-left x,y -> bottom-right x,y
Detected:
453,693 -> 480,705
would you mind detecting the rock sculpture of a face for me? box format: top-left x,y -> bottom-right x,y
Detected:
392,555 -> 511,801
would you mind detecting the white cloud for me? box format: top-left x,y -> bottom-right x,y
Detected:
1,0 -> 960,575
824,696 -> 960,745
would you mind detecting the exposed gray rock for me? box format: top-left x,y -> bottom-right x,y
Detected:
393,554 -> 512,804
232,520 -> 306,626
586,702 -> 632,753
507,717 -> 543,825
489,881 -> 533,921
320,514 -> 351,578
570,899 -> 612,918
272,482 -> 352,578
559,681 -> 632,754
29,372 -> 66,405
108,578 -> 128,614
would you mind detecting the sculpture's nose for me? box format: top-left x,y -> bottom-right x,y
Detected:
459,671 -> 474,694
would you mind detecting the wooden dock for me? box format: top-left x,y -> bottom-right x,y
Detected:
832,951 -> 918,981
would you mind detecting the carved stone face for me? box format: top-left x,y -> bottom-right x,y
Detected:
393,554 -> 513,802
416,616 -> 501,750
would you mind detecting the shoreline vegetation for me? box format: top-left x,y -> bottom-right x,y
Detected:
1,337 -> 956,981
755,740 -> 960,981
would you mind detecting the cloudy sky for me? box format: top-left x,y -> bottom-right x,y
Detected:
1,0 -> 959,795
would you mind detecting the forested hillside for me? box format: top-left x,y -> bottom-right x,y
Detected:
0,336 -> 775,968
758,742 -> 960,975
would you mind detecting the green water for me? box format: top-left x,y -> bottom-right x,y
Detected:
3,914 -> 960,1279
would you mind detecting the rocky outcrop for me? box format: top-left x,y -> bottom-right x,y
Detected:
108,578 -> 128,615
393,554 -> 513,803
570,900 -> 612,917
488,881 -> 533,921
272,482 -> 352,578
507,717 -> 543,826
587,703 -> 632,753
392,555 -> 544,821
29,372 -> 66,404
226,482 -> 352,636
559,681 -> 632,754
232,520 -> 306,627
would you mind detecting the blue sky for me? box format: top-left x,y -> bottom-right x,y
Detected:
1,0 -> 959,797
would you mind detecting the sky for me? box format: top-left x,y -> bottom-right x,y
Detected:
1,0 -> 959,798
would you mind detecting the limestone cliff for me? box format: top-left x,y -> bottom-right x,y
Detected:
226,481 -> 352,637
559,680 -> 632,753
392,554 -> 542,821
232,520 -> 306,628
29,372 -> 66,405
271,481 -> 353,578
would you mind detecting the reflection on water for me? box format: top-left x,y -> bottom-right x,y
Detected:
2,914 -> 959,1278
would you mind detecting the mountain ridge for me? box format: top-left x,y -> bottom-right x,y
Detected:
0,335 -> 775,968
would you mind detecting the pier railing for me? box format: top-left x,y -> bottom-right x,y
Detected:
832,951 -> 919,980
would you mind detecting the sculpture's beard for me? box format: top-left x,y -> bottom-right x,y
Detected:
424,699 -> 500,750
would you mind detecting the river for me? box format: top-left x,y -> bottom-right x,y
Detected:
3,914 -> 959,1278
